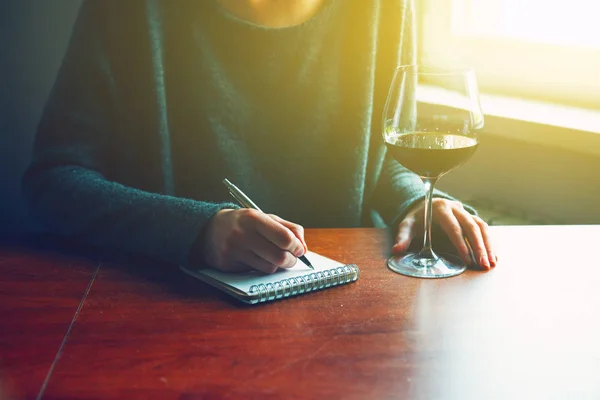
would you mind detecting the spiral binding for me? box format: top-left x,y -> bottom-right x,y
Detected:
248,265 -> 360,304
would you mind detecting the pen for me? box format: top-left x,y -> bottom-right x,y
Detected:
223,178 -> 314,270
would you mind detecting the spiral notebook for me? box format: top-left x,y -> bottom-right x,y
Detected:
180,251 -> 360,304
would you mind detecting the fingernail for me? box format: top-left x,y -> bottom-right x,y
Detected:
479,255 -> 490,269
392,242 -> 407,255
489,252 -> 496,267
295,243 -> 305,257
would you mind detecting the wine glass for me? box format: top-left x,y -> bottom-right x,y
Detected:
382,65 -> 484,278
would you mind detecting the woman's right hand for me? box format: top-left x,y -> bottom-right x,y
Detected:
202,208 -> 307,274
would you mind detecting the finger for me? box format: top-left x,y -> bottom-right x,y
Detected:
242,250 -> 282,274
247,233 -> 298,269
453,208 -> 490,269
434,205 -> 472,265
242,211 -> 304,256
473,215 -> 497,267
268,214 -> 307,253
392,216 -> 416,254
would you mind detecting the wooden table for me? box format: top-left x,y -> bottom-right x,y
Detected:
2,226 -> 600,399
0,239 -> 100,400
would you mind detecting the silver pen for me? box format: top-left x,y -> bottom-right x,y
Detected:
223,179 -> 314,270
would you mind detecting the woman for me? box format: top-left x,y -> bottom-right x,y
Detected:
22,0 -> 496,273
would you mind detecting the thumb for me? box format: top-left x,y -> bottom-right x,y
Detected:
392,217 -> 416,255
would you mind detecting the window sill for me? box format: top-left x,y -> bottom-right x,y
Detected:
418,85 -> 600,157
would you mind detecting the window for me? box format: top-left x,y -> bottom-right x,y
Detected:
419,0 -> 600,109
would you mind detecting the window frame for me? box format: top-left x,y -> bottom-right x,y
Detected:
417,0 -> 600,110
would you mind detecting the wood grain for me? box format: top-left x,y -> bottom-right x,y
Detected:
16,227 -> 600,399
0,237 -> 98,400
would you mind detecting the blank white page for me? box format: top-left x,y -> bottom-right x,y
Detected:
196,251 -> 344,293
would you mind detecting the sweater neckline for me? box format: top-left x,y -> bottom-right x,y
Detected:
212,0 -> 335,32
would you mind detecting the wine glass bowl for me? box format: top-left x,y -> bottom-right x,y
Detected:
383,65 -> 484,278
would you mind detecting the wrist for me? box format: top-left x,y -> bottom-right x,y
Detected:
188,208 -> 234,268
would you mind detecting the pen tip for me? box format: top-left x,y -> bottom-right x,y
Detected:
299,255 -> 314,269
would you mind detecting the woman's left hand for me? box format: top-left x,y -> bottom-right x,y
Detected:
392,198 -> 498,269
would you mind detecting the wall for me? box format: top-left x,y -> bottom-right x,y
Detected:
438,133 -> 600,224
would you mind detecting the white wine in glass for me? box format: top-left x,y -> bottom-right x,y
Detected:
383,65 -> 484,278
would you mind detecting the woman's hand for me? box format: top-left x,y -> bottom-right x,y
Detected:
202,209 -> 307,274
392,198 -> 497,269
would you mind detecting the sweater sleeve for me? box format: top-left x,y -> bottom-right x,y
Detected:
21,1 -> 237,267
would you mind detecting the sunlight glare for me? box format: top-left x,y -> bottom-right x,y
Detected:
453,0 -> 600,50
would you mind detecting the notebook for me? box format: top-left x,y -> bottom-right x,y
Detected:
180,251 -> 360,304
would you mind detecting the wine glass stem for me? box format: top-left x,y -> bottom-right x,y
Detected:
418,178 -> 438,260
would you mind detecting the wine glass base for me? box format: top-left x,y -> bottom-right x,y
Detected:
387,253 -> 466,278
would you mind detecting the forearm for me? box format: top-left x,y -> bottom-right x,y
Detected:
22,165 -> 238,267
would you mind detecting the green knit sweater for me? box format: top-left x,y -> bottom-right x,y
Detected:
23,0 -> 457,267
